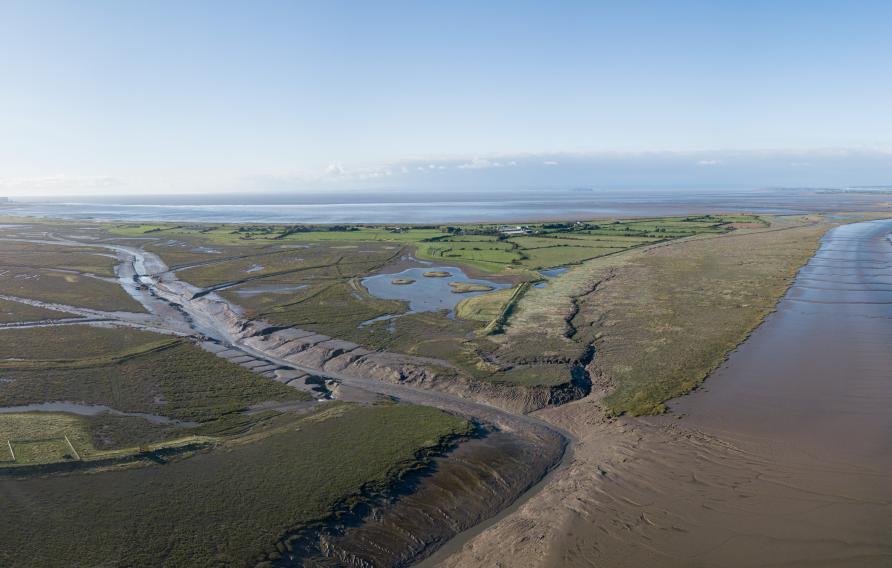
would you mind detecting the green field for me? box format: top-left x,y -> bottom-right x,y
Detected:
108,214 -> 763,279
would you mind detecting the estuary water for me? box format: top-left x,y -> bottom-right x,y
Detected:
640,218 -> 892,566
4,188 -> 889,224
672,219 -> 892,458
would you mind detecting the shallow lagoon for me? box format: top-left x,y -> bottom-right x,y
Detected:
362,266 -> 509,317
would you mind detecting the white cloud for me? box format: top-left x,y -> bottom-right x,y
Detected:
457,158 -> 504,170
697,159 -> 722,166
543,160 -> 559,166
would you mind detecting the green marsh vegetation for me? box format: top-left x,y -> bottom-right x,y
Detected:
0,403 -> 471,567
0,267 -> 144,312
0,239 -> 143,312
0,326 -> 307,423
0,298 -> 75,323
102,215 -> 769,389
0,322 -> 471,566
497,215 -> 830,411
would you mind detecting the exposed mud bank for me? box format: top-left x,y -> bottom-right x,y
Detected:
241,322 -> 589,414
3,231 -> 573,566
437,218 -> 892,568
119,243 -> 589,413
270,426 -> 564,568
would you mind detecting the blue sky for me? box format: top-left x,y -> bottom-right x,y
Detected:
2,0 -> 891,195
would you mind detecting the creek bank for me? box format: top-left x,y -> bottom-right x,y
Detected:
7,232 -> 574,567
271,424 -> 564,568
119,244 -> 588,414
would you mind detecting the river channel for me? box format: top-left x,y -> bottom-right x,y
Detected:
639,220 -> 892,567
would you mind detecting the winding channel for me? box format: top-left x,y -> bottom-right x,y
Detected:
1,231 -> 572,566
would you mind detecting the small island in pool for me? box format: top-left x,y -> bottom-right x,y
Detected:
423,270 -> 452,278
391,278 -> 415,285
448,281 -> 495,293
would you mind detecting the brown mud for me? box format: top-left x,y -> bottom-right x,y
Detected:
437,218 -> 892,568
0,227 -> 570,567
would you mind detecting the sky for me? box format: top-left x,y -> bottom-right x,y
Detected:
2,0 -> 892,196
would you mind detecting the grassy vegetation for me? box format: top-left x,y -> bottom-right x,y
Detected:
0,221 -> 494,567
0,403 -> 471,568
0,325 -> 174,360
0,324 -> 314,468
0,267 -> 143,312
0,326 -> 310,468
0,298 -> 75,323
0,414 -> 93,464
0,240 -> 119,277
260,281 -> 407,338
455,287 -> 515,321
110,215 -> 763,279
0,335 -> 308,423
448,281 -> 494,293
497,215 -> 830,410
593,217 -> 828,414
130,215 -> 765,389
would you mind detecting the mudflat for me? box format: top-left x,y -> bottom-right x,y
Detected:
439,217 -> 892,568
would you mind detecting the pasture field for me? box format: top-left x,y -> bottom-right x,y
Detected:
0,403 -> 471,567
0,413 -> 94,464
108,214 -> 763,280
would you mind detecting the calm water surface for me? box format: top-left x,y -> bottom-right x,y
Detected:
6,188 -> 882,224
362,266 -> 509,316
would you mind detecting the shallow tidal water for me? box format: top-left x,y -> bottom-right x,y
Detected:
647,218 -> 892,566
362,266 -> 509,317
672,219 -> 892,458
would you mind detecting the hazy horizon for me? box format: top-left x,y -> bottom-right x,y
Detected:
3,1 -> 892,197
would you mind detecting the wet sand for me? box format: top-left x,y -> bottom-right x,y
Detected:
670,218 -> 892,464
438,218 -> 892,568
286,428 -> 564,568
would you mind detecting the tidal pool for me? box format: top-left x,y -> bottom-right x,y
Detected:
539,266 -> 568,277
362,266 -> 509,317
231,283 -> 308,297
534,266 -> 569,288
0,402 -> 196,426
